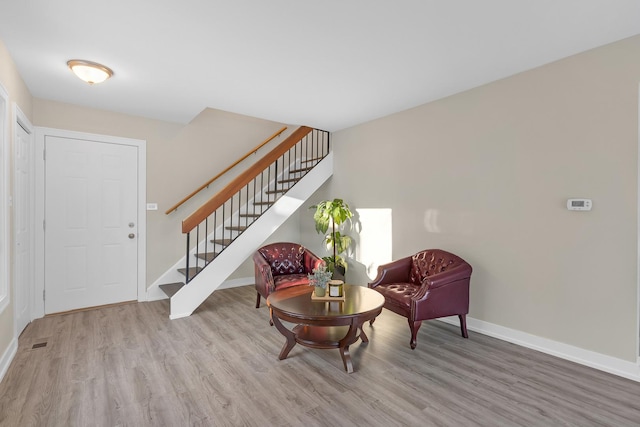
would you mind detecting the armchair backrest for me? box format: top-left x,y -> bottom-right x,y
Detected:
257,242 -> 308,277
409,249 -> 469,286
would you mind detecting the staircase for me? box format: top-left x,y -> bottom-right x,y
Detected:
152,127 -> 332,319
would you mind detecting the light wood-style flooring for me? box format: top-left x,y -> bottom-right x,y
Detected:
1,285 -> 639,426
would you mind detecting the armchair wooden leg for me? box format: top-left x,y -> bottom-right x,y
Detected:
255,292 -> 261,308
459,314 -> 468,338
409,320 -> 422,350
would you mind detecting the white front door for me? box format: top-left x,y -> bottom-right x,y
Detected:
44,136 -> 139,314
14,117 -> 33,333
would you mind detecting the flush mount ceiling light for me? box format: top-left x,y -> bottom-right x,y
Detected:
67,60 -> 113,85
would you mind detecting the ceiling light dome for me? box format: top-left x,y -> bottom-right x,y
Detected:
67,60 -> 113,85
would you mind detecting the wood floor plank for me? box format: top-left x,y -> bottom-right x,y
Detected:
1,284 -> 640,426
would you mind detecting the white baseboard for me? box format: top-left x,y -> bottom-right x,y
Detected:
0,337 -> 17,384
439,316 -> 640,382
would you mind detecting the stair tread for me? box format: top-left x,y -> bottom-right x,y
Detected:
225,226 -> 247,231
239,213 -> 261,218
289,166 -> 313,173
265,189 -> 288,195
278,178 -> 300,184
301,157 -> 323,164
195,252 -> 218,261
211,238 -> 233,246
159,282 -> 185,298
177,267 -> 203,277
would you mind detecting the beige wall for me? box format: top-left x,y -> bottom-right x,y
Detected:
0,42 -> 32,117
33,101 -> 296,282
310,35 -> 640,362
0,40 -> 33,363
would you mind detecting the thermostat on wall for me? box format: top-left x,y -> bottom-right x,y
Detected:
567,199 -> 592,211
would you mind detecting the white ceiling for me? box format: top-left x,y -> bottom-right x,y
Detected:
1,0 -> 639,131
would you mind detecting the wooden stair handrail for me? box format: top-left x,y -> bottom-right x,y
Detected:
165,126 -> 288,214
182,126 -> 313,233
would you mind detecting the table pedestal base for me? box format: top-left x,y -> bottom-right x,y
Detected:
271,316 -> 368,374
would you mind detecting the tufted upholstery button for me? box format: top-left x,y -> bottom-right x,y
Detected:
259,244 -> 306,276
410,251 -> 456,286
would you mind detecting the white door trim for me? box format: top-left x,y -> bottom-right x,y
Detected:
34,127 -> 147,318
12,103 -> 33,336
0,82 -> 9,315
637,83 -> 640,366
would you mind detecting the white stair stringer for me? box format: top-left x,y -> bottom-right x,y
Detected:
167,151 -> 333,319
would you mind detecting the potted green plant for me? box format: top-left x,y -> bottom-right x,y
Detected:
307,264 -> 332,297
310,198 -> 354,280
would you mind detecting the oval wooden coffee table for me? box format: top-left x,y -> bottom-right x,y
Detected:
266,284 -> 384,373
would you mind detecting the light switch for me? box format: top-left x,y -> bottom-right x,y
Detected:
146,203 -> 158,211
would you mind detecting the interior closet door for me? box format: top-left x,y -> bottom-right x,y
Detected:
14,119 -> 33,333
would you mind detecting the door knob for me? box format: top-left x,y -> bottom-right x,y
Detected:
128,233 -> 135,239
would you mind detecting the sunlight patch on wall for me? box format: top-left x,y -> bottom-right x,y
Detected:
355,208 -> 392,280
423,208 -> 475,235
424,209 -> 441,233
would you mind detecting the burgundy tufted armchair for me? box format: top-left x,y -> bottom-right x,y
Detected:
253,242 -> 324,308
368,249 -> 472,349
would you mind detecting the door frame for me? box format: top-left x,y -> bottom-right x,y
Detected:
0,83 -> 8,315
637,84 -> 640,368
34,127 -> 147,318
12,104 -> 34,335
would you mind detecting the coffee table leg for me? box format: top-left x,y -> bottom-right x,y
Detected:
339,346 -> 353,373
338,321 -> 365,373
359,325 -> 369,343
271,314 -> 297,360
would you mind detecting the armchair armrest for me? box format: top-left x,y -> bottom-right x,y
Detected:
253,251 -> 270,270
412,263 -> 472,301
424,263 -> 472,290
253,251 -> 275,293
369,256 -> 412,288
303,249 -> 324,273
261,266 -> 275,293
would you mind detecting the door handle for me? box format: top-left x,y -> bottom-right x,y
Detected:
128,233 -> 135,239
